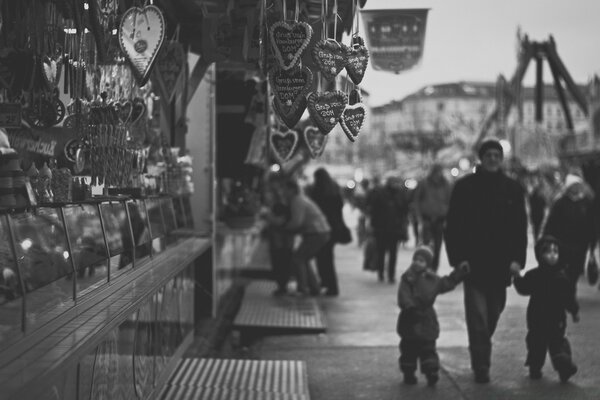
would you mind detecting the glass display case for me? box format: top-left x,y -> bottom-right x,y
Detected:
0,196 -> 183,351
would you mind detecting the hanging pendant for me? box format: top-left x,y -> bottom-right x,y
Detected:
307,90 -> 347,134
270,65 -> 313,128
303,125 -> 328,158
312,39 -> 348,81
270,127 -> 300,163
270,21 -> 313,70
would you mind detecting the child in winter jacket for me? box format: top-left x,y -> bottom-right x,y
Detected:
397,246 -> 467,386
512,235 -> 579,382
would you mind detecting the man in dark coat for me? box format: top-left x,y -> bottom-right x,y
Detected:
367,175 -> 409,283
444,138 -> 528,383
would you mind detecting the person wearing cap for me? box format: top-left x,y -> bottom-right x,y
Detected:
542,173 -> 596,299
396,245 -> 467,386
444,138 -> 528,383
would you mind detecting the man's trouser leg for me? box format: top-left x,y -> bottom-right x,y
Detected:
387,237 -> 399,281
374,233 -> 387,280
399,338 -> 418,374
525,329 -> 548,370
293,233 -> 329,294
431,218 -> 445,271
464,282 -> 507,373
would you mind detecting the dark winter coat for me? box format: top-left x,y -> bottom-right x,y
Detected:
368,185 -> 409,240
306,184 -> 346,243
396,264 -> 463,341
543,195 -> 596,275
513,236 -> 579,330
444,168 -> 528,287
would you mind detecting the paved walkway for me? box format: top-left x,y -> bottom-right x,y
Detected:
248,221 -> 600,400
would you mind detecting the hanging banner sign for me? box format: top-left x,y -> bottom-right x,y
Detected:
360,9 -> 429,74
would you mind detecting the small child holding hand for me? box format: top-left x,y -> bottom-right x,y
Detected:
512,235 -> 579,382
397,246 -> 467,386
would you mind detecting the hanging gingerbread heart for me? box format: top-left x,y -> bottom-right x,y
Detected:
270,21 -> 313,70
119,5 -> 165,86
349,89 -> 363,105
340,103 -> 366,142
269,127 -> 299,163
307,91 -> 348,134
303,126 -> 328,158
312,39 -> 348,81
270,65 -> 313,128
154,41 -> 186,102
345,36 -> 369,85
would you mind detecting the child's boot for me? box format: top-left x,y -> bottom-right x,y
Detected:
426,372 -> 439,386
403,372 -> 417,385
558,364 -> 577,383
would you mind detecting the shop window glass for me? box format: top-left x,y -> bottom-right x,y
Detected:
0,215 -> 22,350
146,198 -> 165,239
173,196 -> 186,228
63,204 -> 108,296
11,207 -> 73,330
127,200 -> 151,264
100,201 -> 132,276
182,196 -> 194,229
161,197 -> 177,234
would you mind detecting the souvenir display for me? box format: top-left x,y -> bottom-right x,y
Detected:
303,126 -> 328,158
154,40 -> 186,102
307,91 -> 348,134
269,127 -> 299,163
270,65 -> 313,128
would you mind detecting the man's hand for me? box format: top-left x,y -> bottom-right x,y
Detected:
509,262 -> 522,277
572,313 -> 580,323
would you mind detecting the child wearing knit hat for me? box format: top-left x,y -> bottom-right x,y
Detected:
397,245 -> 468,386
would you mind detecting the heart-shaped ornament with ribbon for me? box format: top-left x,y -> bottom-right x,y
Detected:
303,126 -> 328,158
155,41 -> 186,102
115,101 -> 133,124
269,127 -> 299,163
345,36 -> 369,85
340,103 -> 366,142
312,39 -> 348,81
42,57 -> 62,89
270,21 -> 313,70
119,5 -> 165,86
131,98 -> 147,124
307,91 -> 348,134
270,65 -> 313,128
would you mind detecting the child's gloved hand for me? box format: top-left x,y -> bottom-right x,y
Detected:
572,313 -> 580,323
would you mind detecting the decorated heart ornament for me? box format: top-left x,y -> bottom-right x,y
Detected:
119,5 -> 165,86
269,127 -> 299,163
115,101 -> 133,124
340,103 -> 366,142
270,66 -> 313,128
270,21 -> 313,70
349,89 -> 363,105
155,41 -> 186,102
345,39 -> 369,85
307,91 -> 348,134
131,98 -> 147,124
303,126 -> 328,158
312,39 -> 348,81
42,57 -> 62,88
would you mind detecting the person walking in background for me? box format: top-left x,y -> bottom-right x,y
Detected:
261,173 -> 295,296
512,235 -> 579,382
528,173 -> 550,240
414,163 -> 452,271
306,168 -> 348,296
278,178 -> 331,296
368,174 -> 410,283
397,246 -> 467,386
542,174 -> 597,299
354,178 -> 371,247
444,138 -> 528,384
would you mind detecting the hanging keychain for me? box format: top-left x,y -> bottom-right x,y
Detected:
311,0 -> 347,81
345,0 -> 369,85
269,0 -> 312,70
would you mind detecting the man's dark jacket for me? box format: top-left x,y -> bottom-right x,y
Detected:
444,168 -> 528,287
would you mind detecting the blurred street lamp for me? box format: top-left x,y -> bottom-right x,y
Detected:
459,158 -> 471,171
451,168 -> 460,177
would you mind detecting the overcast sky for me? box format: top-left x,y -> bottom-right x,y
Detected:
359,0 -> 600,106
